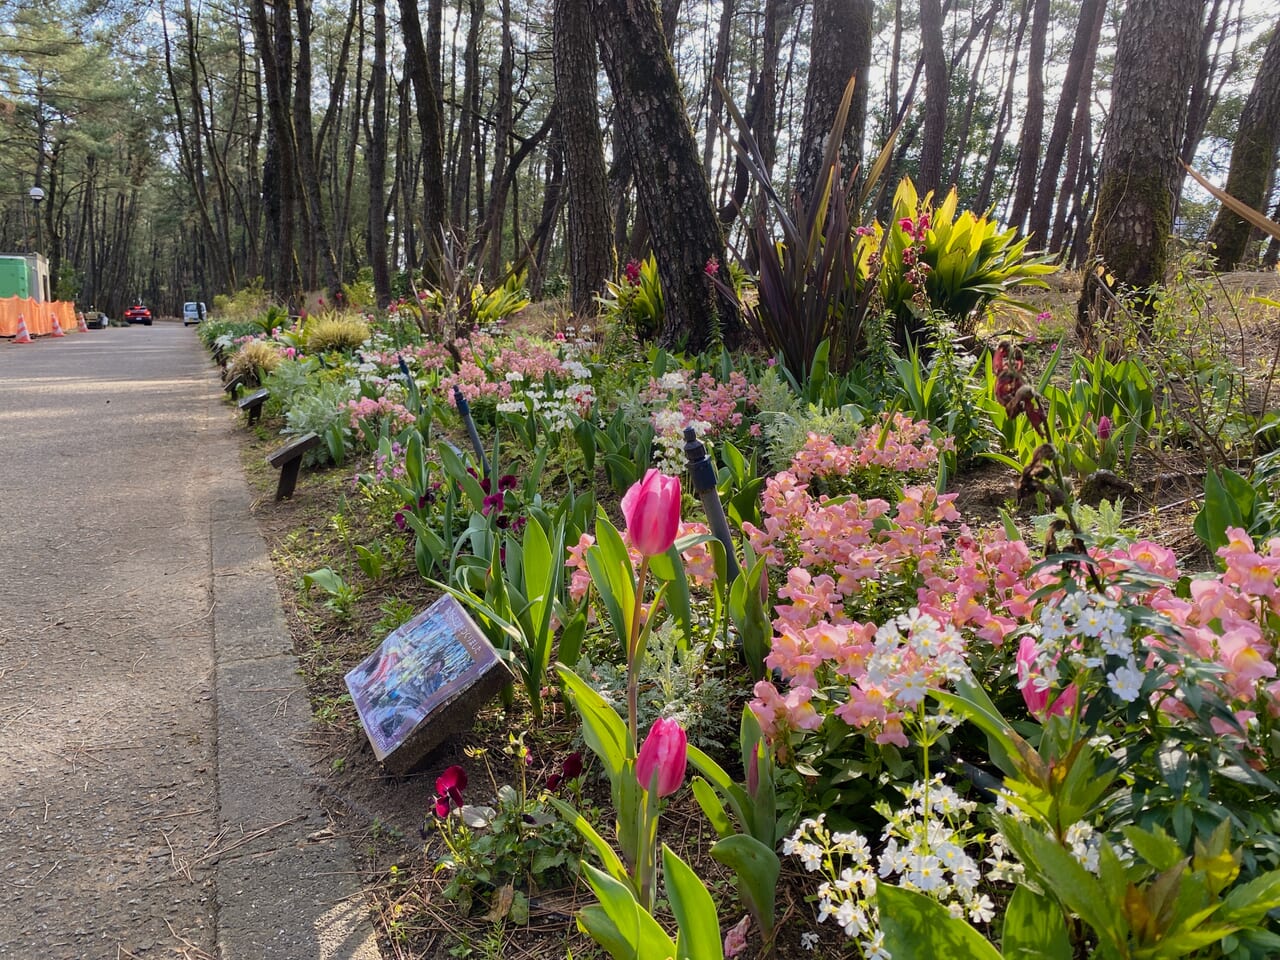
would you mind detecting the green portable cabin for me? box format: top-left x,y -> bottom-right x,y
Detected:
0,256 -> 30,299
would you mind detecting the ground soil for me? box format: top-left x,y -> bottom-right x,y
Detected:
234,266 -> 1280,960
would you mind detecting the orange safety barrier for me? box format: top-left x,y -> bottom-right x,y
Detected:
0,297 -> 78,338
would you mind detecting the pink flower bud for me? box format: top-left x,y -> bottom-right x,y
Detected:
620,469 -> 681,557
1096,415 -> 1113,440
635,717 -> 687,797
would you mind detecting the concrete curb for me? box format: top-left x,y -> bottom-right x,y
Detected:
205,372 -> 382,960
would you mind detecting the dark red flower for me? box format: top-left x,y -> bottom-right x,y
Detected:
482,492 -> 505,515
562,751 -> 583,779
435,765 -> 467,812
394,511 -> 407,532
498,474 -> 518,493
624,259 -> 641,286
546,773 -> 562,791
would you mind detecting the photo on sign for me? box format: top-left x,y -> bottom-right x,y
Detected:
345,594 -> 500,761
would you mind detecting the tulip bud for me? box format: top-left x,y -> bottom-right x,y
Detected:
635,717 -> 687,797
620,469 -> 681,557
1096,415 -> 1113,441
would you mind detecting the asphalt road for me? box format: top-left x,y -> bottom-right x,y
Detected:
0,323 -> 378,960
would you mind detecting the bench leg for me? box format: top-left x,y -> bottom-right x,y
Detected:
276,458 -> 304,501
248,404 -> 262,425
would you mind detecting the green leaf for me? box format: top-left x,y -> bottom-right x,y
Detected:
579,864 -> 676,960
1002,885 -> 1072,960
546,797 -> 629,886
663,844 -> 724,960
303,567 -> 348,597
438,442 -> 487,512
710,834 -> 780,939
728,558 -> 771,682
1004,819 -> 1129,954
557,666 -> 629,782
691,777 -> 733,840
877,885 -> 1002,960
585,516 -> 637,652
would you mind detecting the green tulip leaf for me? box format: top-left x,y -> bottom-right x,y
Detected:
663,844 -> 724,960
877,885 -> 1002,960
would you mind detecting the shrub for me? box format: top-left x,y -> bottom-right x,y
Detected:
226,339 -> 283,386
304,315 -> 370,354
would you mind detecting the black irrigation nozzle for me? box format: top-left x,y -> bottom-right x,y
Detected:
683,425 -> 740,584
453,384 -> 491,479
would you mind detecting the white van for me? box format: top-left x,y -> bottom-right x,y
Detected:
183,301 -> 207,326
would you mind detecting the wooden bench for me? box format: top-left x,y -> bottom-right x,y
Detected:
267,433 -> 321,501
238,388 -> 270,425
223,374 -> 245,396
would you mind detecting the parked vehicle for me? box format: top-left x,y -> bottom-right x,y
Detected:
124,302 -> 152,326
182,301 -> 207,326
86,306 -> 109,329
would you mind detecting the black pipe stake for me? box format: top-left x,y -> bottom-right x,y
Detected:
683,426 -> 740,584
453,385 -> 491,478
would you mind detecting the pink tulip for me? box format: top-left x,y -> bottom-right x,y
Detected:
635,717 -> 687,797
621,469 -> 681,557
1096,415 -> 1113,440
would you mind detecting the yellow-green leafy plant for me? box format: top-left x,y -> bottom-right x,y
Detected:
869,177 -> 1056,342
304,314 -> 370,354
226,339 -> 283,386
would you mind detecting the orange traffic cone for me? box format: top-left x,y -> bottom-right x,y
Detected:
77,312 -> 89,333
49,313 -> 66,337
12,315 -> 32,343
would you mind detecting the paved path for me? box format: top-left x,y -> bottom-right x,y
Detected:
0,324 -> 379,960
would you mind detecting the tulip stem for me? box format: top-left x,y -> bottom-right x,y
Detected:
627,555 -> 649,755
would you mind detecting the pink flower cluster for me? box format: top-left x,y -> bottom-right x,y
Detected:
565,521 -> 719,606
744,474 -> 967,746
344,396 -> 417,442
440,336 -> 573,405
789,414 -> 949,488
640,371 -> 762,437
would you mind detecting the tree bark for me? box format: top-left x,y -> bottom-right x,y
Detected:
1029,0 -> 1105,247
1008,0 -> 1049,232
397,0 -> 447,280
366,0 -> 392,306
592,0 -> 738,352
294,0 -> 340,297
1206,17 -> 1280,270
794,0 -> 874,209
917,0 -> 947,196
1078,0 -> 1206,339
554,0 -> 614,317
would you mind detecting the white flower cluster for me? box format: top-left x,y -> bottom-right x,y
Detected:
651,412 -> 710,475
786,777 -> 1012,958
866,608 -> 968,707
1064,821 -> 1102,873
1031,590 -> 1144,705
495,369 -> 594,434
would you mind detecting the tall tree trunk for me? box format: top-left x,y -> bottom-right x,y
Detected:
917,0 -> 947,195
1206,18 -> 1280,270
554,0 -> 614,317
977,0 -> 1030,211
1008,0 -> 1049,232
397,0 -> 447,280
1029,0 -> 1105,246
248,0 -> 298,302
366,0 -> 392,306
794,0 -> 874,209
295,0 -> 340,297
483,0 -> 515,277
701,0 -> 736,176
452,0 -> 483,233
1078,0 -> 1206,340
592,0 -> 739,352
720,0 -> 799,229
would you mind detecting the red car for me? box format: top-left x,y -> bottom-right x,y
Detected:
124,302 -> 153,326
